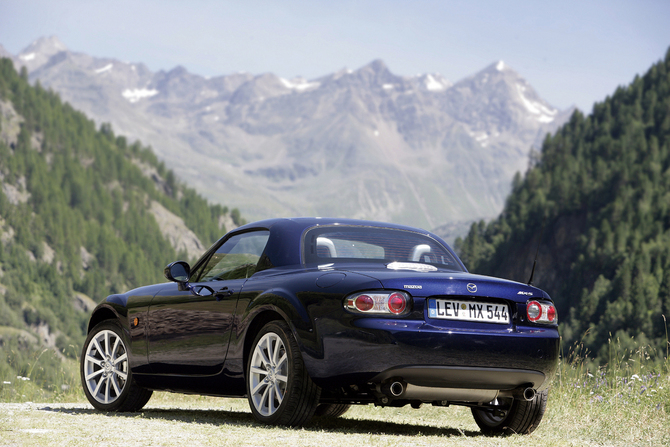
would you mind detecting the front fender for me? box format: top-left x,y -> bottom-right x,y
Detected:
87,300 -> 127,333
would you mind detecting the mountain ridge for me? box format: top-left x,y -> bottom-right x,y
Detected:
5,36 -> 574,234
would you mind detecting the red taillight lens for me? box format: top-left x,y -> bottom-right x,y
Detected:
388,292 -> 407,314
355,295 -> 374,312
527,301 -> 542,322
526,300 -> 557,324
547,305 -> 556,322
345,291 -> 411,315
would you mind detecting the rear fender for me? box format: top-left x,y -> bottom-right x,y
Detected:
240,288 -> 323,371
245,288 -> 315,345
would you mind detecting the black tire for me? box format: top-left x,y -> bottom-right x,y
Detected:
246,320 -> 321,426
314,404 -> 351,418
471,389 -> 549,435
80,321 -> 153,412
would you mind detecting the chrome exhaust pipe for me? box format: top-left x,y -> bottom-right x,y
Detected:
380,381 -> 406,398
522,387 -> 536,401
389,381 -> 404,397
510,386 -> 536,401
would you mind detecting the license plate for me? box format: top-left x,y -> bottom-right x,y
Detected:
428,299 -> 509,324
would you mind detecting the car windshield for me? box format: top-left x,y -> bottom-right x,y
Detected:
302,226 -> 464,271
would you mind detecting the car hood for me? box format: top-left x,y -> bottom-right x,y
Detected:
336,265 -> 550,303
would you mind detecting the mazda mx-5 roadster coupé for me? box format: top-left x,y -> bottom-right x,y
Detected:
81,217 -> 559,434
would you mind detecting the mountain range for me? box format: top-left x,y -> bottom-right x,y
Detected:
2,36 -> 574,235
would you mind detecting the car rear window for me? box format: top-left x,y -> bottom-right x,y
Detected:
302,226 -> 463,271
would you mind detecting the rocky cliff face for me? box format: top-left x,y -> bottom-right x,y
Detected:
6,36 -> 573,231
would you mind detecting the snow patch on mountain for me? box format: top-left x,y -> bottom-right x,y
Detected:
122,88 -> 159,103
95,63 -> 113,74
516,84 -> 557,123
425,74 -> 447,91
280,77 -> 320,91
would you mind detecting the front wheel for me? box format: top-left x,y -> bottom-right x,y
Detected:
471,389 -> 549,435
80,321 -> 152,412
246,320 -> 320,426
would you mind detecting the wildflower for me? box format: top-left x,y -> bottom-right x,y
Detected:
631,374 -> 640,381
2,381 -> 11,385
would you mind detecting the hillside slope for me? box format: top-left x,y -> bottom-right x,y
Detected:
0,59 -> 241,387
456,49 -> 670,362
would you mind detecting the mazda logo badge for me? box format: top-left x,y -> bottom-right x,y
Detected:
467,283 -> 477,293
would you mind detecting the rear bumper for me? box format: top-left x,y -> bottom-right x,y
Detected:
371,365 -> 546,390
306,317 -> 559,393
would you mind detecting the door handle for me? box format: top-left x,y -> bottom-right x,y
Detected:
215,287 -> 234,301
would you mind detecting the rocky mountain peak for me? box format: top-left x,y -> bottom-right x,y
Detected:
165,65 -> 190,78
350,59 -> 397,85
447,60 -> 559,128
366,59 -> 390,73
3,35 -> 572,233
465,60 -> 522,86
16,35 -> 69,73
21,35 -> 68,55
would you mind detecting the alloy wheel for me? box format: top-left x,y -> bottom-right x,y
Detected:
248,332 -> 289,416
82,329 -> 129,405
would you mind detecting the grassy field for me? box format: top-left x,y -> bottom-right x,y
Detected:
1,344 -> 669,446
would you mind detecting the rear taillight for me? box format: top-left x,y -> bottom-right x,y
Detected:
354,295 -> 374,311
527,301 -> 542,321
346,291 -> 411,315
526,300 -> 557,325
388,292 -> 407,314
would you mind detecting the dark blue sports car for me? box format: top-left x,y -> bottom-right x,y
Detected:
81,217 -> 559,434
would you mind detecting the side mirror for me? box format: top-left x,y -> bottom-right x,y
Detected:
164,261 -> 190,283
164,261 -> 213,297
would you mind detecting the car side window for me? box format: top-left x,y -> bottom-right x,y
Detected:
194,230 -> 270,282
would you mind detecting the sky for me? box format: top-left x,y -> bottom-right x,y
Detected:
1,0 -> 669,113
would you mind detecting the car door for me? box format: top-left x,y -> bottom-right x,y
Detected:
147,230 -> 270,376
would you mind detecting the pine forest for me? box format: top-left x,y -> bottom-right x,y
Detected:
0,58 -> 243,387
456,49 -> 670,364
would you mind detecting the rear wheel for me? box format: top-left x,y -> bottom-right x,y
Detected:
471,389 -> 548,435
80,321 -> 152,412
314,403 -> 351,418
246,320 -> 321,426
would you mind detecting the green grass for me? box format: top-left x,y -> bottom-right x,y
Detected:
1,339 -> 669,446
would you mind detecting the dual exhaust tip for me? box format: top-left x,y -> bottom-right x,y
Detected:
382,380 -> 537,402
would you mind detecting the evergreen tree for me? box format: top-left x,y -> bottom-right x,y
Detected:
0,58 -> 242,384
456,48 -> 670,363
